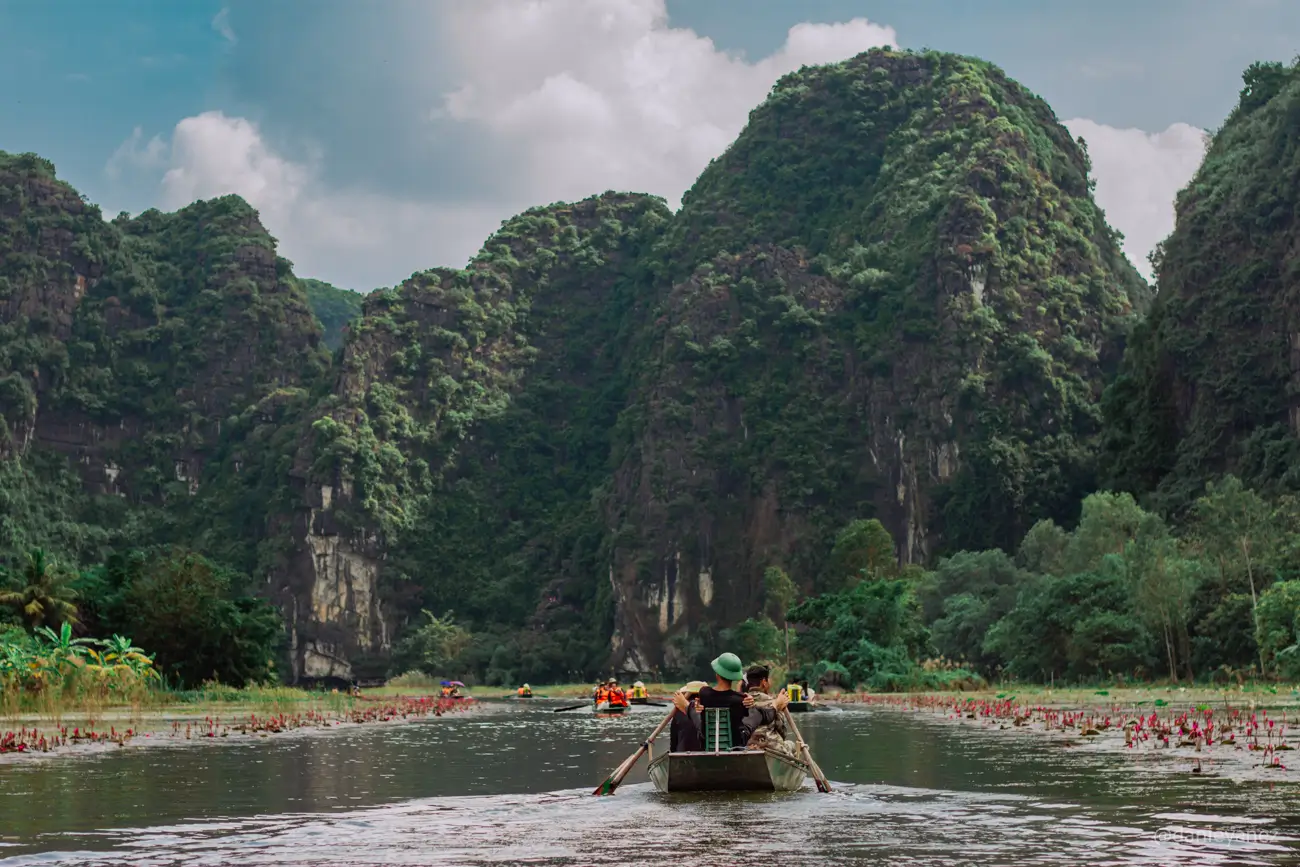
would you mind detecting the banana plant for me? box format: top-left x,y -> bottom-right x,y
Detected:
0,641 -> 28,680
4,627 -> 160,693
95,634 -> 159,680
35,622 -> 99,671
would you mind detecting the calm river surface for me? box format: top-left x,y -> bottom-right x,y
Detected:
2,702 -> 1299,866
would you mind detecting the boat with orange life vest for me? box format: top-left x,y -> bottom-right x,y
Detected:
594,678 -> 631,714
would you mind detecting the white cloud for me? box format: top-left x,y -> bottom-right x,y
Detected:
110,3 -> 1204,291
438,0 -> 897,206
124,111 -> 501,290
105,126 -> 168,181
160,112 -> 310,217
1064,118 -> 1209,281
112,2 -> 897,288
212,7 -> 236,45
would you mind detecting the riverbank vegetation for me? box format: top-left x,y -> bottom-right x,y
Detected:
0,694 -> 475,757
723,477 -> 1300,694
366,477 -> 1300,696
1,545 -> 288,718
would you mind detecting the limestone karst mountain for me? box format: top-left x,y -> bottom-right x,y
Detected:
1,48 -> 1168,679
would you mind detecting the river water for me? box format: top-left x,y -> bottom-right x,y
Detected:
2,701 -> 1298,866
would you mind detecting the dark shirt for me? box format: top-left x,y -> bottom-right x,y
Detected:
697,685 -> 747,748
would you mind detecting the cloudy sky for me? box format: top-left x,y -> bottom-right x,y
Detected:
2,0 -> 1296,290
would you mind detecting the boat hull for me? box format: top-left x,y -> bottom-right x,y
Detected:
594,702 -> 630,713
647,750 -> 809,793
787,701 -> 813,713
629,697 -> 649,705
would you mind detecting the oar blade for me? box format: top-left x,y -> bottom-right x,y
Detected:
590,707 -> 676,796
553,703 -> 588,713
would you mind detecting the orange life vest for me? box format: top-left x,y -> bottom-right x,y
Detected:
608,687 -> 628,707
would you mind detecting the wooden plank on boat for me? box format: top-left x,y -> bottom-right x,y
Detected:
647,750 -> 809,793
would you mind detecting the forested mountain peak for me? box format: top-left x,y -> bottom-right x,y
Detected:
577,48 -> 1150,670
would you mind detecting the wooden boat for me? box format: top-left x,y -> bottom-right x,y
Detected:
648,749 -> 809,792
787,700 -> 813,713
629,696 -> 649,705
594,701 -> 630,713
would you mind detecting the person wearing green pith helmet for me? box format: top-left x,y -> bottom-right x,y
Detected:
671,651 -> 754,749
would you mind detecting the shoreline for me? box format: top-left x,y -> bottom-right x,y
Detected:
830,691 -> 1300,784
0,694 -> 478,763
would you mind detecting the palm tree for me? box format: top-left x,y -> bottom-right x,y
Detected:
0,549 -> 80,631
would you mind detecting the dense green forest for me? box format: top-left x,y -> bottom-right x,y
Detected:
724,477 -> 1300,690
3,50 -> 1300,689
300,278 -> 364,352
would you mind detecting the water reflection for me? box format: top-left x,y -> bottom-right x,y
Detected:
2,703 -> 1298,866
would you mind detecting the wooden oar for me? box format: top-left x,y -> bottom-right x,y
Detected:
782,708 -> 831,793
593,707 -> 676,796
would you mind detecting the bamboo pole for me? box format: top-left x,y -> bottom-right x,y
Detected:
782,708 -> 831,793
592,707 -> 676,796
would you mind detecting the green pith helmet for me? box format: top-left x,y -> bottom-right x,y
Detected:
711,652 -> 743,682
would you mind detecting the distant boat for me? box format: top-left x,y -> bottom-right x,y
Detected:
787,700 -> 814,713
594,701 -> 630,714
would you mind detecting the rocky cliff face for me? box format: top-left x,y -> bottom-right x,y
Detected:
1102,59 -> 1300,508
287,193 -> 670,680
0,152 -> 326,503
602,49 -> 1147,670
0,151 -> 336,674
0,152 -> 117,458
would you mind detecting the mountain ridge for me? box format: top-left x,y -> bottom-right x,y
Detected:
0,47 -> 1201,682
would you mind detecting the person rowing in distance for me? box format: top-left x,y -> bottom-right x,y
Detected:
606,678 -> 630,709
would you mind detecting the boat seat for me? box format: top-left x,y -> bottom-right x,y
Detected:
703,707 -> 741,752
